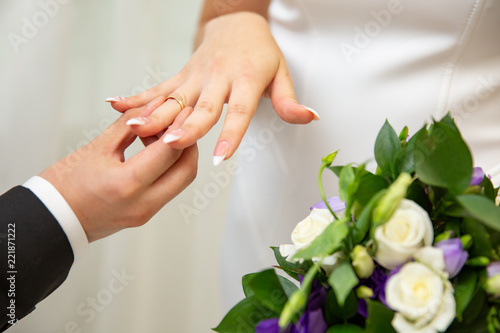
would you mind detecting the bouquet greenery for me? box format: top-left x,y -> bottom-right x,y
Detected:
214,114 -> 500,333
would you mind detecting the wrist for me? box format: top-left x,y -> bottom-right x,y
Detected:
195,11 -> 269,50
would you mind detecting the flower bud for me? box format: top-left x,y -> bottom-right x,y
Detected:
372,173 -> 412,226
434,238 -> 468,278
356,286 -> 374,299
487,261 -> 500,278
466,256 -> 490,267
351,245 -> 375,279
322,151 -> 338,167
469,167 -> 485,186
485,275 -> 500,298
460,234 -> 473,250
434,230 -> 454,243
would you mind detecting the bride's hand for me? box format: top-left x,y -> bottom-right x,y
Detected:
107,12 -> 319,165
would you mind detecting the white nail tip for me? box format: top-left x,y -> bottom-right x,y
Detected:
213,155 -> 225,167
302,105 -> 320,120
163,134 -> 182,144
105,96 -> 125,102
126,118 -> 147,126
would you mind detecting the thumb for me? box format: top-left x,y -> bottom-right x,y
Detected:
267,62 -> 320,124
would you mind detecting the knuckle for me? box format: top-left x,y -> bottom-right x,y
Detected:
227,103 -> 252,119
195,100 -> 217,115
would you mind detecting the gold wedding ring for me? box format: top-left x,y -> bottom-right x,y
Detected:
166,95 -> 185,110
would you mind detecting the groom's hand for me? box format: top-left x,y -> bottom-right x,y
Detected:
39,100 -> 198,242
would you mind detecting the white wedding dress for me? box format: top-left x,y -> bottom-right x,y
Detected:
221,0 -> 500,308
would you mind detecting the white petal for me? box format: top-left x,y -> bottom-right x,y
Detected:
279,244 -> 296,258
414,247 -> 446,273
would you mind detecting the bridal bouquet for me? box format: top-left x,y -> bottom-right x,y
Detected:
213,114 -> 500,333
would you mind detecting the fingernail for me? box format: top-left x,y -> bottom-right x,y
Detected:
302,105 -> 320,121
126,117 -> 149,126
213,141 -> 229,166
163,129 -> 184,144
105,96 -> 126,103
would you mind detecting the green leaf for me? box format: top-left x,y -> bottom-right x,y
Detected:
247,269 -> 289,314
457,194 -> 500,231
413,118 -> 473,195
352,189 -> 386,244
272,247 -> 306,281
463,218 -> 493,258
440,112 -> 461,132
374,120 -> 402,178
242,273 -> 258,297
462,290 -> 486,325
327,324 -> 365,333
328,262 -> 359,307
328,165 -> 344,177
353,172 -> 388,207
212,296 -> 277,333
365,300 -> 396,333
293,219 -> 349,260
325,289 -> 358,324
339,165 -> 356,203
481,176 -> 498,201
279,261 -> 322,328
406,180 -> 432,212
277,275 -> 299,298
454,270 -> 478,320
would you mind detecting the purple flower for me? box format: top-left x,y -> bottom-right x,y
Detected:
487,261 -> 500,278
256,318 -> 294,333
435,239 -> 468,278
357,265 -> 390,317
469,167 -> 485,186
310,196 -> 346,212
256,279 -> 327,333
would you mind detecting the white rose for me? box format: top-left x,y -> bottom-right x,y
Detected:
386,262 -> 455,333
291,208 -> 333,250
279,244 -> 344,275
374,199 -> 433,270
313,252 -> 344,275
279,208 -> 343,274
414,246 -> 446,276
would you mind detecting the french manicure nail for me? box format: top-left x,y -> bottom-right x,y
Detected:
163,129 -> 184,144
126,117 -> 149,126
213,141 -> 229,166
105,96 -> 126,103
302,105 -> 320,121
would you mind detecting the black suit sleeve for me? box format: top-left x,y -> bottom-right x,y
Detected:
0,186 -> 74,331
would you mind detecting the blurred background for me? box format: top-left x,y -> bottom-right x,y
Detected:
0,0 -> 231,332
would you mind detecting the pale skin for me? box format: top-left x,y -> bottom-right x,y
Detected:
107,1 -> 318,165
40,97 -> 198,242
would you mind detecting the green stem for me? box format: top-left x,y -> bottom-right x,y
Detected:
318,164 -> 339,220
279,259 -> 323,328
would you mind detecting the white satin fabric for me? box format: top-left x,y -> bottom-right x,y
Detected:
221,0 -> 500,308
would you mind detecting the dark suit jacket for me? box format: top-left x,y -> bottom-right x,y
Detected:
0,186 -> 74,332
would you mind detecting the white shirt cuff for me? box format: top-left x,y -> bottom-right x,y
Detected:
23,176 -> 89,261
